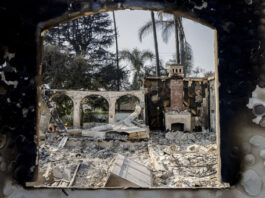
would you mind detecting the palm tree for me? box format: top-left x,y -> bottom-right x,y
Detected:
120,48 -> 154,89
139,11 -> 160,77
151,11 -> 160,77
138,13 -> 192,75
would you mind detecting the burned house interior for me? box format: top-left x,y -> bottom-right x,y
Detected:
1,0 -> 265,197
37,10 -> 225,188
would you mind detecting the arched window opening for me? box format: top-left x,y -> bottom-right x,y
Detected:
115,95 -> 141,122
81,95 -> 109,128
50,94 -> 73,129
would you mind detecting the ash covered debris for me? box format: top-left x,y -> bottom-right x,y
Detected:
37,129 -> 226,188
81,103 -> 150,141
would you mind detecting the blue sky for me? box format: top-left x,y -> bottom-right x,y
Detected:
108,10 -> 215,75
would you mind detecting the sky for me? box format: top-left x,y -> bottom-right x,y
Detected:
108,10 -> 215,75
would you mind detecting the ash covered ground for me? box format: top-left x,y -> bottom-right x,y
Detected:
38,130 -> 227,188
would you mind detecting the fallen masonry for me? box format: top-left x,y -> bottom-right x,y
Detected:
81,104 -> 149,141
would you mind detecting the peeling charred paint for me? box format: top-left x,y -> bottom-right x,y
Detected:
0,0 -> 264,197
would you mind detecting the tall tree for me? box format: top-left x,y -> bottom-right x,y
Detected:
112,11 -> 120,91
44,13 -> 115,74
42,45 -> 129,90
43,13 -> 129,90
120,48 -> 154,89
157,13 -> 184,64
139,11 -> 160,77
174,16 -> 180,64
151,11 -> 161,77
138,12 -> 193,76
42,45 -> 93,89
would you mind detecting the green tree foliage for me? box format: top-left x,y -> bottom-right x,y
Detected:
43,45 -> 129,90
120,48 -> 154,89
43,13 -> 128,90
81,95 -> 109,123
42,45 -> 70,89
45,13 -> 114,58
116,95 -> 139,109
52,95 -> 73,126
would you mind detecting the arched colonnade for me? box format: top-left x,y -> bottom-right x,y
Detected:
49,89 -> 145,128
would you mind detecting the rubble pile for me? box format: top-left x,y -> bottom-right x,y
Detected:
38,133 -> 151,187
38,130 -> 226,188
147,131 -> 224,187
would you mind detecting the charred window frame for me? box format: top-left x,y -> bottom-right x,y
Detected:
32,5 -> 223,189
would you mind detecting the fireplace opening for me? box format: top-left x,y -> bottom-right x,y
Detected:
171,123 -> 184,131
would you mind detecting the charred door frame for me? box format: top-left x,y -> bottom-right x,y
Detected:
35,1 -> 221,188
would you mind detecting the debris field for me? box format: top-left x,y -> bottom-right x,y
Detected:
38,130 -> 227,188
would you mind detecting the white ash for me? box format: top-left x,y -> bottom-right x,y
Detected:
38,130 -> 226,188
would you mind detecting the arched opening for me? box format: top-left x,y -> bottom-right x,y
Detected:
80,95 -> 109,128
50,94 -> 73,128
37,6 -> 221,189
115,94 -> 141,122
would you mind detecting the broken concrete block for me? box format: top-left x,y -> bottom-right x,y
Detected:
82,130 -> 106,139
105,154 -> 152,188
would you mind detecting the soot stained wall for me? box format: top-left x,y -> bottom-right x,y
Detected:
0,0 -> 262,188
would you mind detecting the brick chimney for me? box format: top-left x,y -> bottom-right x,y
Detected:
168,64 -> 184,111
170,78 -> 184,111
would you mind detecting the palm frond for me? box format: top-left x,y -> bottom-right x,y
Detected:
141,50 -> 154,62
120,50 -> 136,66
160,20 -> 175,43
138,21 -> 153,42
157,12 -> 173,21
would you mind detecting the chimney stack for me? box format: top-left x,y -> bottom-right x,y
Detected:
168,64 -> 184,111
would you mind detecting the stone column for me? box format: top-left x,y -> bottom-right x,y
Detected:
109,99 -> 116,124
139,97 -> 146,122
73,99 -> 81,129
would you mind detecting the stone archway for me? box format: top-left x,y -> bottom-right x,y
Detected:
115,94 -> 141,122
47,89 -> 145,127
80,95 -> 109,128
